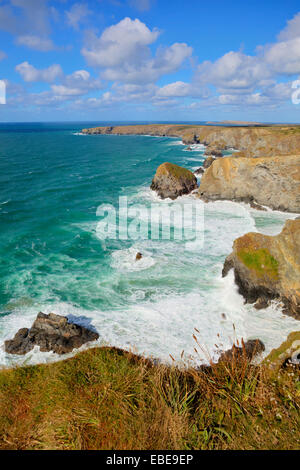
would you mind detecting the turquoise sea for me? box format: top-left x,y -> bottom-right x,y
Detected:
0,122 -> 299,366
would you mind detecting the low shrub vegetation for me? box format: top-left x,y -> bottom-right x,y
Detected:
0,345 -> 299,450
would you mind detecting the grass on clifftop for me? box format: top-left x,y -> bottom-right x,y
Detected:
156,162 -> 196,180
237,248 -> 279,279
0,345 -> 299,450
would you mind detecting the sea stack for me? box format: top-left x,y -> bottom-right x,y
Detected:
150,162 -> 198,200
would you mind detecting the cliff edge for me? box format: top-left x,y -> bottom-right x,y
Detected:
198,154 -> 300,213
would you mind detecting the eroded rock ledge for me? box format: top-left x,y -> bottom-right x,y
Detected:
222,219 -> 300,319
198,154 -> 300,213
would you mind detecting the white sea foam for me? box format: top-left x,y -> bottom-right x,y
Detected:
111,246 -> 156,272
167,140 -> 185,146
1,184 -> 298,368
1,268 -> 298,368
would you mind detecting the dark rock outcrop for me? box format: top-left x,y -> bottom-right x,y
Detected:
202,156 -> 216,169
218,339 -> 265,363
204,148 -> 223,158
5,312 -> 99,355
150,162 -> 198,200
194,167 -> 204,176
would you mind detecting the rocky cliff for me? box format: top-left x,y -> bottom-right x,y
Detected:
198,154 -> 300,212
82,124 -> 300,158
222,219 -> 300,319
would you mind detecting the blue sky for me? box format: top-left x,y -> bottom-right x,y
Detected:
0,0 -> 300,122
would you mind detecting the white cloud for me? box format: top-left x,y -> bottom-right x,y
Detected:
187,11 -> 300,110
278,12 -> 300,41
16,35 -> 55,51
15,62 -> 63,82
157,81 -> 190,97
67,70 -> 90,82
82,17 -> 159,68
262,81 -> 293,101
55,69 -> 103,96
82,17 -> 192,84
218,93 -> 267,106
51,85 -> 84,96
65,3 -> 91,30
264,37 -> 300,75
195,51 -> 270,92
13,63 -> 103,108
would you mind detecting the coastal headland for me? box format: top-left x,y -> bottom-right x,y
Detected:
81,123 -> 300,158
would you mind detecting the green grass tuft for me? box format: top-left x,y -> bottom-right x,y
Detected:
237,248 -> 279,279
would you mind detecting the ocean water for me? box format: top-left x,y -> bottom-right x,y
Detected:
0,122 -> 299,367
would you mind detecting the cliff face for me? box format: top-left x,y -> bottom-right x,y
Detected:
222,219 -> 300,319
81,124 -> 300,157
198,154 -> 300,213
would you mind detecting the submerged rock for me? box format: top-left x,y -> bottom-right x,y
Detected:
194,167 -> 204,176
198,154 -> 300,212
254,298 -> 269,310
5,312 -> 99,355
150,162 -> 198,200
222,219 -> 300,319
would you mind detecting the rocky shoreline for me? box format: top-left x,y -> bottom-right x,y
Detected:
4,311 -> 299,372
81,123 -> 300,158
3,123 -> 299,370
82,123 -> 300,213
